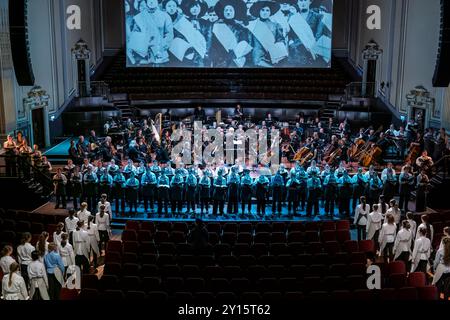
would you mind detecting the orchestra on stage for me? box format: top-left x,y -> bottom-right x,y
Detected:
2,105 -> 449,219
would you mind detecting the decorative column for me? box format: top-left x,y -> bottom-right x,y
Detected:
406,86 -> 435,132
23,86 -> 50,147
362,40 -> 383,97
71,39 -> 91,97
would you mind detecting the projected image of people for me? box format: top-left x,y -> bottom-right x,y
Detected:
125,0 -> 333,68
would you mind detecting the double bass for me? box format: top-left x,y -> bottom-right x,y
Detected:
405,144 -> 421,164
293,146 -> 310,161
360,145 -> 382,167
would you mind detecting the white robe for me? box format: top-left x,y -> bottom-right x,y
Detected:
366,211 -> 383,240
378,223 -> 397,253
72,229 -> 90,260
59,244 -> 75,267
1,272 -> 28,300
17,243 -> 35,266
386,207 -> 401,225
354,204 -> 370,226
65,216 -> 79,233
53,232 -> 63,247
86,224 -> 100,256
27,260 -> 49,300
393,228 -> 412,260
77,209 -> 92,226
96,213 -> 111,233
0,256 -> 16,274
416,223 -> 434,243
407,219 -> 417,241
432,248 -> 450,285
411,236 -> 431,272
97,201 -> 112,215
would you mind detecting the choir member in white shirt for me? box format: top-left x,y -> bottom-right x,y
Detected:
96,205 -> 111,254
438,227 -> 449,252
0,245 -> 16,275
73,221 -> 90,274
53,223 -> 65,248
97,193 -> 112,215
366,204 -> 383,247
86,216 -> 100,270
353,196 -> 370,241
36,231 -> 49,261
65,209 -> 79,245
386,199 -> 401,231
1,263 -> 28,300
77,202 -> 92,227
393,220 -> 413,270
415,214 -> 434,244
411,227 -> 431,273
432,237 -> 450,293
377,195 -> 389,218
406,212 -> 417,243
28,251 -> 49,300
17,232 -> 35,288
379,214 -> 397,263
58,233 -> 75,276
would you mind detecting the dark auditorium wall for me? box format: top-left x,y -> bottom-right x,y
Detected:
332,0 -> 351,57
101,0 -> 125,55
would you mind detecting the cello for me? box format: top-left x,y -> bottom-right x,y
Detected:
405,144 -> 421,164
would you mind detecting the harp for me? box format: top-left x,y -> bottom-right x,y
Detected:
152,113 -> 162,144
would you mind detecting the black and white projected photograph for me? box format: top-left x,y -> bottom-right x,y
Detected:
125,0 -> 333,68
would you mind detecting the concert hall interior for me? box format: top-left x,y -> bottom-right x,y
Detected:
0,0 -> 450,303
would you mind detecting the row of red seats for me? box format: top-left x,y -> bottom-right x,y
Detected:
123,220 -> 351,233
79,286 -> 439,301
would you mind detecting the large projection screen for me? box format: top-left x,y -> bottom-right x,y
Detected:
125,0 -> 333,68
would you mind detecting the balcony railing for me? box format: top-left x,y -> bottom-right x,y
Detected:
344,82 -> 377,101
78,81 -> 110,98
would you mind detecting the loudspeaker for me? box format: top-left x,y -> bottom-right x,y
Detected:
433,0 -> 450,87
9,0 -> 35,86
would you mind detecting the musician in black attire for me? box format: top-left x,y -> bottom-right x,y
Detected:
53,168 -> 67,209
71,167 -> 83,211
271,169 -> 285,217
76,136 -> 89,160
3,135 -> 17,177
240,169 -> 253,216
399,165 -> 414,213
226,166 -> 240,215
171,170 -> 185,216
83,167 -> 98,212
63,159 -> 76,201
127,140 -> 141,163
416,170 -> 429,212
306,171 -> 321,217
323,170 -> 338,217
68,140 -> 82,165
234,104 -> 243,122
254,174 -> 270,218
367,129 -> 378,143
194,105 -> 206,122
